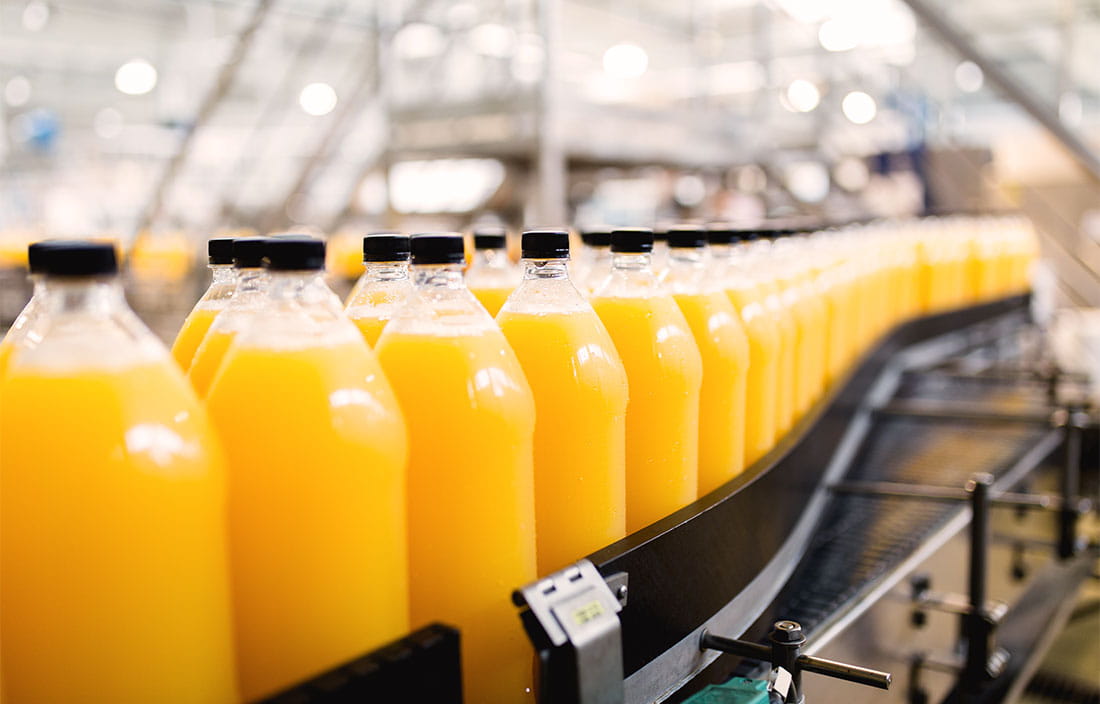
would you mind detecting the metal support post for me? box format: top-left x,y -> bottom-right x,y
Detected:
1058,409 -> 1083,559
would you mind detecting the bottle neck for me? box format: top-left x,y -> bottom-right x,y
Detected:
267,269 -> 325,299
611,251 -> 653,271
521,258 -> 570,280
235,266 -> 267,293
667,247 -> 705,267
364,261 -> 410,281
473,248 -> 510,269
413,263 -> 466,290
41,276 -> 126,316
210,264 -> 236,284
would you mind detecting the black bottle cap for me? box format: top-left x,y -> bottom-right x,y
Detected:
610,228 -> 654,254
35,240 -> 118,277
411,233 -> 466,265
580,229 -> 612,247
521,229 -> 571,260
208,238 -> 235,265
363,233 -> 411,262
666,225 -> 707,249
653,228 -> 670,242
233,237 -> 269,268
27,240 -> 65,274
264,237 -> 326,271
472,227 -> 507,250
705,224 -> 746,245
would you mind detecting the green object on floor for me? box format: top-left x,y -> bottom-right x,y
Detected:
682,677 -> 771,704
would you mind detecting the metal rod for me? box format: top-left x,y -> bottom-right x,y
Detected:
698,631 -> 771,662
963,474 -> 992,686
1059,416 -> 1082,559
137,0 -> 276,232
799,655 -> 892,690
874,399 -> 1055,425
897,0 -> 1100,183
829,481 -> 1068,510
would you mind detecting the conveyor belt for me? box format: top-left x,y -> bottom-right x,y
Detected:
772,392 -> 1050,637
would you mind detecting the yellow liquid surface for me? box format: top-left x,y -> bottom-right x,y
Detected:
376,328 -> 537,704
351,315 -> 390,347
0,340 -> 13,379
1,361 -> 238,703
497,309 -> 629,574
471,286 -> 514,317
171,307 -> 219,371
672,292 -> 750,496
726,285 -> 780,465
205,340 -> 409,701
188,329 -> 236,398
590,295 -> 702,532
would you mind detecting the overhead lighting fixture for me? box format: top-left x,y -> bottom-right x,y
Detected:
389,158 -> 505,213
954,61 -> 984,93
818,19 -> 857,52
394,22 -> 446,60
4,76 -> 32,107
783,79 -> 821,113
114,59 -> 158,96
299,82 -> 338,116
602,42 -> 648,79
841,91 -> 877,124
469,23 -> 515,57
21,0 -> 49,32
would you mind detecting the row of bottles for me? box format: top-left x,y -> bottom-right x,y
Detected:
0,215 -> 1037,703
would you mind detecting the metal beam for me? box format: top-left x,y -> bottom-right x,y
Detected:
533,0 -> 566,225
899,0 -> 1100,183
136,0 -> 276,233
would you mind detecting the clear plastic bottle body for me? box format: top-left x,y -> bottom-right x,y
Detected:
204,267 -> 409,701
497,257 -> 628,574
582,246 -> 613,294
345,261 -> 414,346
187,266 -> 268,397
466,247 -> 520,316
0,275 -> 45,378
591,251 -> 703,531
375,261 -> 537,703
0,272 -> 238,703
171,264 -> 237,370
661,246 -> 751,492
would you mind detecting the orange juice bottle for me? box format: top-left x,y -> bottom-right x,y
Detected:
466,227 -> 519,316
345,233 -> 413,346
591,228 -> 703,532
745,231 -> 798,436
497,229 -> 628,574
0,240 -> 56,378
709,227 -> 779,465
651,226 -> 670,275
579,228 -> 613,294
375,233 -> 536,703
0,241 -> 237,703
660,226 -> 750,495
188,237 -> 269,398
171,238 -> 237,371
775,232 -> 828,416
204,237 -> 408,700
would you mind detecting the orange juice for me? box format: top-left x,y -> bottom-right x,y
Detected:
1,241 -> 236,703
662,228 -> 750,495
471,285 -> 514,316
207,338 -> 408,700
725,280 -> 780,465
345,235 -> 414,347
189,328 -> 237,397
497,232 -> 628,574
376,233 -> 536,703
171,238 -> 236,371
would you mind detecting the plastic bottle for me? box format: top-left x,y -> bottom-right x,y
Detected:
591,228 -> 703,532
579,228 -> 613,294
0,240 -> 58,378
204,237 -> 409,701
171,238 -> 237,371
374,233 -> 536,703
746,229 -> 798,437
0,241 -> 237,703
188,237 -> 269,398
660,225 -> 751,494
497,229 -> 628,574
709,226 -> 780,465
345,233 -> 413,346
651,226 -> 670,275
466,227 -> 519,316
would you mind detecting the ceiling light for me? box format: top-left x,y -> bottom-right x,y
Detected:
784,79 -> 821,113
602,43 -> 648,79
842,91 -> 877,124
21,0 -> 49,32
299,82 -> 337,116
394,23 -> 446,60
818,19 -> 857,52
4,76 -> 31,107
114,59 -> 158,96
954,61 -> 984,93
469,23 -> 514,57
